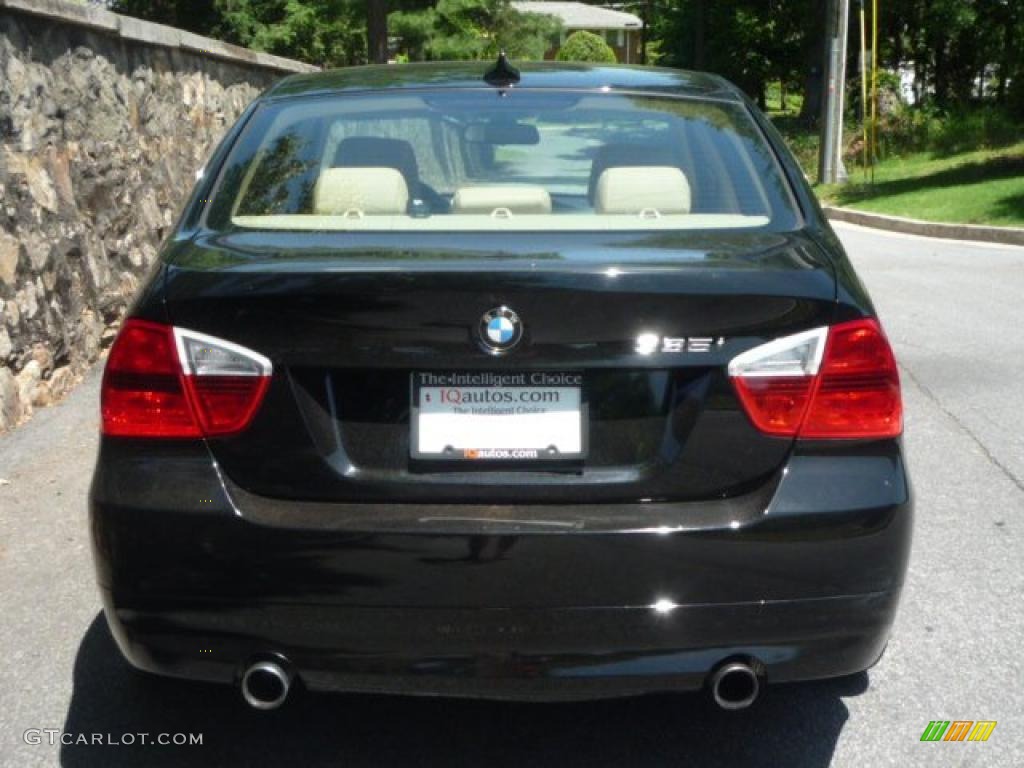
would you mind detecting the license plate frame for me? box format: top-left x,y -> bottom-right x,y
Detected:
410,371 -> 587,462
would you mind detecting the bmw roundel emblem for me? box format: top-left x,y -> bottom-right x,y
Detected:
478,306 -> 523,354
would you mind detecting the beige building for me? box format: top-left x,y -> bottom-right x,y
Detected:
512,2 -> 644,64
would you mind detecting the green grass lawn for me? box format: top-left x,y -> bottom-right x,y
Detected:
815,142 -> 1024,228
766,83 -> 1024,228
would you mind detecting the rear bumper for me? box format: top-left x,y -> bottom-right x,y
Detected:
90,439 -> 912,700
99,589 -> 900,701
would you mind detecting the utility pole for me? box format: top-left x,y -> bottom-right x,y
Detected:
859,0 -> 869,178
870,0 -> 878,182
818,0 -> 850,184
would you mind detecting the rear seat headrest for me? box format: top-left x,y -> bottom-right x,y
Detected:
452,185 -> 552,215
314,167 -> 409,215
594,166 -> 691,215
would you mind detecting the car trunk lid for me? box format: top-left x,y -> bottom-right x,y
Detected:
163,230 -> 837,504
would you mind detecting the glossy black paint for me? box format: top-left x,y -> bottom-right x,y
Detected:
91,436 -> 911,698
261,62 -> 736,101
90,62 -> 912,701
160,230 -> 840,504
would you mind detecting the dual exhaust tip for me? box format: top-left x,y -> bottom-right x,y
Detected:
708,660 -> 761,710
240,659 -> 293,710
239,656 -> 761,711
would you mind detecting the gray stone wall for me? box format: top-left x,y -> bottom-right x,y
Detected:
0,2 -> 314,431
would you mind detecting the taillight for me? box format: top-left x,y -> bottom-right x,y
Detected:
801,319 -> 902,438
101,319 -> 271,438
102,320 -> 199,437
729,319 -> 901,440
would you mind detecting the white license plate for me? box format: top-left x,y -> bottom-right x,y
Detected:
411,372 -> 584,461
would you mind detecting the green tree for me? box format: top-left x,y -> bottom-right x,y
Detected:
874,0 -> 1022,109
113,0 -> 370,67
111,0 -> 222,34
109,0 -> 1024,122
390,0 -> 559,61
214,0 -> 368,67
651,0 -> 788,108
556,30 -> 617,63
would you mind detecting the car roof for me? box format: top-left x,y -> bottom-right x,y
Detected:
263,62 -> 741,103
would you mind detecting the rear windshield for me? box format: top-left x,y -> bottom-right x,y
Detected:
206,90 -> 800,233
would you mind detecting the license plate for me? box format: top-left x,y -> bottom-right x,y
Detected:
411,372 -> 585,461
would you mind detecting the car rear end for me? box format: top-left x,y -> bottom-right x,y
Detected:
89,65 -> 911,707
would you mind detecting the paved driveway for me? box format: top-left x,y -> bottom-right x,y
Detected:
1,223 -> 1021,767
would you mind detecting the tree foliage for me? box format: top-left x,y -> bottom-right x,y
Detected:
645,0 -> 1024,119
213,0 -> 368,67
112,0 -> 369,67
390,0 -> 559,61
110,0 -> 1024,120
651,0 -> 815,110
882,0 -> 1023,111
556,30 -> 617,64
110,0 -> 222,34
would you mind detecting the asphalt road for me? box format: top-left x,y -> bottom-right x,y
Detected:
1,222 -> 1022,767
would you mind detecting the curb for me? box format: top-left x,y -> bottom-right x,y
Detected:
822,206 -> 1024,247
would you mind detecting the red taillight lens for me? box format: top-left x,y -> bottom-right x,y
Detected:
183,376 -> 270,436
730,319 -> 902,440
732,376 -> 815,436
801,319 -> 902,438
102,319 -> 199,438
101,319 -> 271,438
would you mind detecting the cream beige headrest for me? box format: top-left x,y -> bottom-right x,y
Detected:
594,166 -> 691,215
314,167 -> 409,215
452,185 -> 552,215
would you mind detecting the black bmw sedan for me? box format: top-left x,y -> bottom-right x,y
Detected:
90,60 -> 911,711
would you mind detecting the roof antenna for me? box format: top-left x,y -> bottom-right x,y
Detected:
484,51 -> 520,87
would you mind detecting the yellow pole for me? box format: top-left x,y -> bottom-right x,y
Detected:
870,0 -> 879,182
859,1 -> 869,179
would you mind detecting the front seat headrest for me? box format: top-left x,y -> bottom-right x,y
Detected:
333,137 -> 420,188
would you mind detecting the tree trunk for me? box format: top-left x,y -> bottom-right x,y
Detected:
890,10 -> 903,71
997,12 -> 1015,102
933,36 -> 948,106
367,0 -> 388,64
799,5 -> 826,125
693,0 -> 707,69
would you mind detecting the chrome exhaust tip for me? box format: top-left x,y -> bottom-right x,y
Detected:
240,660 -> 293,710
709,661 -> 760,710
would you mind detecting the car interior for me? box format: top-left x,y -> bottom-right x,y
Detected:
225,94 -> 787,231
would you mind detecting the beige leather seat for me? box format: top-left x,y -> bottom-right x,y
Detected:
452,185 -> 552,215
313,167 -> 409,215
594,166 -> 691,216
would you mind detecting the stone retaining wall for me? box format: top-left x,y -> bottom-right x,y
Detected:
0,0 -> 315,431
